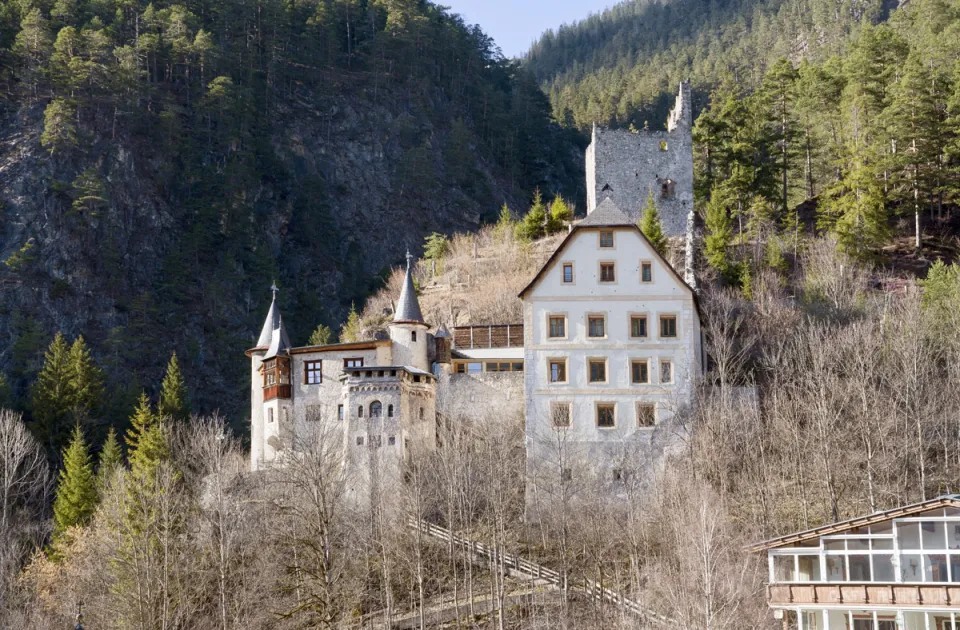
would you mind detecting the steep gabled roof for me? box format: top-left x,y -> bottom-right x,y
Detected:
257,292 -> 280,348
518,198 -> 698,307
747,495 -> 960,552
394,251 -> 425,325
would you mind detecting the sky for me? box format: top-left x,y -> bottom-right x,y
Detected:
444,0 -> 615,58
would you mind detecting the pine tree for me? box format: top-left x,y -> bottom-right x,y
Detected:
639,190 -> 668,256
96,426 -> 123,492
546,195 -> 573,234
69,335 -> 103,425
126,393 -> 169,477
51,425 -> 98,550
704,187 -> 734,275
423,232 -> 449,261
340,303 -> 362,342
308,324 -> 333,346
493,203 -> 515,242
158,353 -> 189,422
516,189 -> 547,241
40,98 -> 78,154
31,332 -> 74,453
762,58 -> 799,217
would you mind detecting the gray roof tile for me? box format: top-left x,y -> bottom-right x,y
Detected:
578,198 -> 635,227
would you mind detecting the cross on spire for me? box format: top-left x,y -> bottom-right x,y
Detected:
270,282 -> 279,300
405,249 -> 413,269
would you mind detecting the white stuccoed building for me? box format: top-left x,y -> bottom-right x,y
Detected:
519,198 -> 703,512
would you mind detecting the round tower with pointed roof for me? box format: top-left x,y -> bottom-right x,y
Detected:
389,252 -> 430,373
249,284 -> 294,471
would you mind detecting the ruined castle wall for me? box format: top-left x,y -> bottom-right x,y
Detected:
585,84 -> 694,237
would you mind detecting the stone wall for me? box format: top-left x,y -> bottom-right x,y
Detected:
585,83 -> 694,236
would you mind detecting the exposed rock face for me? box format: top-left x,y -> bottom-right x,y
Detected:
0,86 -> 582,427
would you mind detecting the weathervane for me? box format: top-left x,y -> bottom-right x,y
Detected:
270,281 -> 279,300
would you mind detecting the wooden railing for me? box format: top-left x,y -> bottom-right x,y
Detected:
768,582 -> 960,607
409,518 -> 674,626
453,325 -> 523,349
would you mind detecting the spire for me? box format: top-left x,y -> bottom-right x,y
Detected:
256,283 -> 280,348
393,250 -> 424,324
264,315 -> 292,359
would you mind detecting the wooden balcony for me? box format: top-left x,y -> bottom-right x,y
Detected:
769,583 -> 960,607
453,325 -> 523,349
264,384 -> 291,401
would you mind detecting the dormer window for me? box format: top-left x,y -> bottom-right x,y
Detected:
599,231 -> 614,248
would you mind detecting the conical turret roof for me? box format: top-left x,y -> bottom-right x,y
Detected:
393,251 -> 424,324
264,315 -> 292,360
257,284 -> 281,348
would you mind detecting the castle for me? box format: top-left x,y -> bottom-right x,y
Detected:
247,84 -> 703,506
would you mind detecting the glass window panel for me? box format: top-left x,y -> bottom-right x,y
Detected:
773,556 -> 794,582
922,521 -> 946,549
798,556 -> 821,581
467,363 -> 482,373
631,316 -> 647,338
877,622 -> 897,630
948,521 -> 960,549
562,264 -> 573,283
849,555 -> 870,581
641,263 -> 652,282
872,538 -> 893,551
848,538 -> 870,551
588,317 -> 605,337
925,554 -> 948,582
824,540 -> 845,551
951,556 -> 960,582
512,362 -> 524,372
870,521 -> 893,535
825,556 -> 846,581
898,523 -> 921,550
901,554 -> 922,582
873,554 -> 894,582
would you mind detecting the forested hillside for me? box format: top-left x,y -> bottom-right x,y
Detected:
0,0 -> 584,436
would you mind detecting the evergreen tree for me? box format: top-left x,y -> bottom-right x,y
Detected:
31,332 -> 74,453
308,324 -> 334,346
546,194 -> 573,234
0,372 -> 11,409
516,189 -> 547,241
423,233 -> 449,261
704,187 -> 734,275
158,353 -> 189,422
885,53 -> 943,249
639,190 -> 668,256
96,426 -> 123,492
493,203 -> 515,242
762,58 -> 799,217
51,424 -> 98,550
126,393 -> 169,475
68,335 -> 103,425
340,303 -> 362,342
40,98 -> 77,154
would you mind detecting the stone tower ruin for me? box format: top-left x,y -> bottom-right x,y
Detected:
585,82 -> 694,236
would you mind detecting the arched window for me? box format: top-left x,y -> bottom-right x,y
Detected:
387,404 -> 394,418
370,401 -> 383,417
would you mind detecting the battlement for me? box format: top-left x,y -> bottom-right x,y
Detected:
585,83 -> 694,236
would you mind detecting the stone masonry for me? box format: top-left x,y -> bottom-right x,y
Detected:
585,82 -> 694,236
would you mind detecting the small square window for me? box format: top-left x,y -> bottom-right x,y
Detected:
660,316 -> 677,338
641,262 -> 653,283
371,435 -> 382,448
344,358 -> 363,368
356,436 -> 364,446
597,403 -> 615,428
551,403 -> 571,428
600,263 -> 616,283
548,359 -> 567,383
588,359 -> 607,383
661,361 -> 673,384
613,469 -> 626,483
638,404 -> 656,427
548,316 -> 566,339
338,404 -> 344,421
305,360 -> 322,384
562,263 -> 574,283
631,360 -> 649,384
588,316 -> 606,338
388,436 -> 396,446
599,231 -> 614,248
630,316 -> 648,339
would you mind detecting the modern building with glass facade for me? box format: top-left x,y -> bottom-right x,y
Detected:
751,496 -> 960,630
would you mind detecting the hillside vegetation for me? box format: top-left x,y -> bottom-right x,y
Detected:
0,0 -> 583,437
